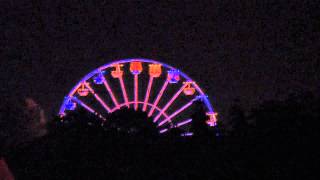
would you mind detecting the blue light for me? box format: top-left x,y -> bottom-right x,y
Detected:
65,98 -> 76,110
167,70 -> 180,83
93,73 -> 104,85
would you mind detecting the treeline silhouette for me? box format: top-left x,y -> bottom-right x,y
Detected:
2,91 -> 319,179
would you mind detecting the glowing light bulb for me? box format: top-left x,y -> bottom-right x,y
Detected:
65,97 -> 76,110
130,61 -> 143,75
183,81 -> 196,96
206,112 -> 218,127
77,83 -> 89,96
93,73 -> 104,85
149,64 -> 162,77
111,64 -> 124,78
167,70 -> 180,83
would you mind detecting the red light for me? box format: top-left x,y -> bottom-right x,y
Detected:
183,81 -> 195,96
130,61 -> 143,74
77,83 -> 89,96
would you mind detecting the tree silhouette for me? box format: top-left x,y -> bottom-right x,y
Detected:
2,91 -> 318,179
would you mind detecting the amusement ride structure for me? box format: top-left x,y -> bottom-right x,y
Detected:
58,58 -> 218,136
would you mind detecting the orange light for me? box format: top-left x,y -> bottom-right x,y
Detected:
206,112 -> 218,127
149,64 -> 162,77
111,64 -> 124,78
77,83 -> 89,96
130,61 -> 143,74
183,81 -> 195,96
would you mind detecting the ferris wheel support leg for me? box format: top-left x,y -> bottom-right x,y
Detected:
84,83 -> 112,113
142,77 -> 154,112
119,76 -> 130,108
158,97 -> 195,127
148,80 -> 169,117
134,74 -> 139,111
153,83 -> 188,122
102,76 -> 119,109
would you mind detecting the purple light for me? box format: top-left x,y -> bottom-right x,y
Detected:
84,82 -> 112,113
148,80 -> 169,117
176,118 -> 192,127
158,98 -> 195,127
65,97 -> 76,110
93,73 -> 104,85
153,83 -> 188,122
71,97 -> 95,114
167,70 -> 180,83
159,128 -> 168,134
181,132 -> 193,137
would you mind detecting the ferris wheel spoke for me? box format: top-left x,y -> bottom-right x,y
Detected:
84,82 -> 112,113
159,128 -> 168,134
134,74 -> 139,111
176,118 -> 193,128
142,77 -> 154,112
148,79 -> 169,117
158,97 -> 196,127
101,75 -> 119,109
118,76 -> 130,108
71,97 -> 106,121
153,83 -> 188,122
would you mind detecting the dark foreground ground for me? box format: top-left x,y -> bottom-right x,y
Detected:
4,92 -> 319,179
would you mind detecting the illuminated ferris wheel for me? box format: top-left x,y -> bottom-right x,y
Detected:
59,58 -> 218,136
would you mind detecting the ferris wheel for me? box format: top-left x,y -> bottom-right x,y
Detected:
58,58 -> 218,136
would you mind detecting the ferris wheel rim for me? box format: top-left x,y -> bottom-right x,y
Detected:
58,58 -> 216,125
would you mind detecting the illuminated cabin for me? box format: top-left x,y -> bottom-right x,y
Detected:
130,61 -> 143,75
167,70 -> 180,83
65,98 -> 76,110
77,83 -> 89,97
206,112 -> 218,127
93,73 -> 104,85
183,81 -> 196,96
149,64 -> 162,77
111,64 -> 124,78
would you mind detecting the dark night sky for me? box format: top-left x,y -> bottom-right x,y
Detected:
1,1 -> 318,117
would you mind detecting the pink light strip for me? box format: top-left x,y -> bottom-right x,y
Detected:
176,118 -> 192,127
158,98 -> 195,127
134,74 -> 139,110
110,101 -> 169,119
71,97 -> 95,114
159,128 -> 168,134
142,77 -> 154,112
148,80 -> 169,117
153,83 -> 188,122
181,132 -> 193,137
84,83 -> 112,113
71,97 -> 107,121
119,76 -> 129,108
102,76 -> 119,109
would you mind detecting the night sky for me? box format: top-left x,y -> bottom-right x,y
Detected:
1,1 -> 318,118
